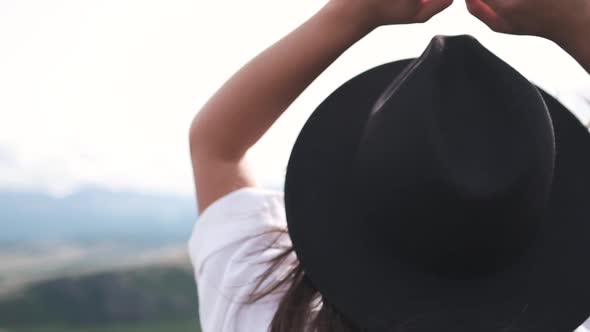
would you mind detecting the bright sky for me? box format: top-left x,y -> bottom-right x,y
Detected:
0,0 -> 588,198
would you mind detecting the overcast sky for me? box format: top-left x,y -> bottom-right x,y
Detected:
0,0 -> 588,198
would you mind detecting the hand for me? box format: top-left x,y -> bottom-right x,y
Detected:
466,0 -> 590,45
329,0 -> 454,30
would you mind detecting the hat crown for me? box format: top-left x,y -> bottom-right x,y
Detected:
284,33 -> 590,330
355,35 -> 556,277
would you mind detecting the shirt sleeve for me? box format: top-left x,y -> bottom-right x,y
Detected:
550,74 -> 590,127
188,187 -> 294,332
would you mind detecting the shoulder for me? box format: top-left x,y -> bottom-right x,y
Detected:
189,187 -> 287,273
188,187 -> 294,331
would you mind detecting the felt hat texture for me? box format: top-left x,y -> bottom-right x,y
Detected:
284,35 -> 590,331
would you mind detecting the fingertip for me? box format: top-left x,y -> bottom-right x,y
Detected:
465,1 -> 484,22
441,0 -> 455,9
421,0 -> 454,8
465,0 -> 504,30
417,0 -> 454,21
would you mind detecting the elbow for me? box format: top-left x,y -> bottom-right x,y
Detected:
188,112 -> 231,161
188,110 -> 245,162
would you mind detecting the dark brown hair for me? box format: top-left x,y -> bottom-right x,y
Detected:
246,227 -> 360,332
244,229 -> 519,332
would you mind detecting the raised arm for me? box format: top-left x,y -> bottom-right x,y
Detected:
189,0 -> 452,212
560,31 -> 590,74
466,0 -> 590,73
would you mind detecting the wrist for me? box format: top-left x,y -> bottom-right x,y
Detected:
323,0 -> 380,35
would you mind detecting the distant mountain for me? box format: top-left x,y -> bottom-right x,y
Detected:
0,187 -> 198,247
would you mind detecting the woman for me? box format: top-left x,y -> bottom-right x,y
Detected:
188,0 -> 590,331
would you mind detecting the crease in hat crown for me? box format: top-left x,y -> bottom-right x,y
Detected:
352,34 -> 556,277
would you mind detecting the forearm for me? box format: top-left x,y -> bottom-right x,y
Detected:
560,37 -> 590,74
554,10 -> 590,74
189,2 -> 373,161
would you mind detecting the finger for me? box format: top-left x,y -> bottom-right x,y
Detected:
414,0 -> 454,22
465,0 -> 511,32
478,0 -> 500,11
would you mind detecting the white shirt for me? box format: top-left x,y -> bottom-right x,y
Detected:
188,188 -> 296,332
188,187 -> 590,332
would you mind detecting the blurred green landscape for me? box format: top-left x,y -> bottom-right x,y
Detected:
11,320 -> 199,332
0,188 -> 202,332
0,263 -> 201,332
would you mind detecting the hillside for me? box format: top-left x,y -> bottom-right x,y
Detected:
11,320 -> 199,332
0,264 -> 201,331
0,186 -> 199,296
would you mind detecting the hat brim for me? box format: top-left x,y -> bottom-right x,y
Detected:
285,59 -> 590,331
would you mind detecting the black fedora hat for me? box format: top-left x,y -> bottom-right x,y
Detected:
284,35 -> 590,331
